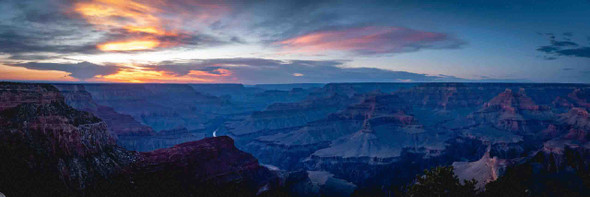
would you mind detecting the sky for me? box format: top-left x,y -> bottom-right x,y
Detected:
0,0 -> 589,84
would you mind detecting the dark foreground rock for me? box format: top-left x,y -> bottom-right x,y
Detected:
0,82 -> 278,197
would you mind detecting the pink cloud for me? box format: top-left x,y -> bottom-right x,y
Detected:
275,26 -> 463,54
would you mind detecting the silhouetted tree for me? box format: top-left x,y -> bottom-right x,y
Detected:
404,166 -> 477,197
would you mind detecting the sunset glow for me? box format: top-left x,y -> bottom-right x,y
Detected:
86,64 -> 235,83
74,0 -> 179,51
97,40 -> 161,51
0,65 -> 78,82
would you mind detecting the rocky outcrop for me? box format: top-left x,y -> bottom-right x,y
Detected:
469,88 -> 554,135
0,83 -> 135,196
0,82 -> 62,110
0,83 -> 279,196
453,150 -> 512,189
113,136 -> 279,196
140,137 -> 274,184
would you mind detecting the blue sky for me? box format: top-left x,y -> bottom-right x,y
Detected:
0,0 -> 589,83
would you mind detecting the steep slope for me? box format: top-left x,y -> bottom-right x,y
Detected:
0,83 -> 279,196
108,136 -> 278,197
0,83 -> 135,196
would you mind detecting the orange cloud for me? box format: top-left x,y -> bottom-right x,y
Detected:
93,66 -> 235,83
188,69 -> 232,77
97,39 -> 161,51
73,0 -> 229,52
275,26 -> 456,54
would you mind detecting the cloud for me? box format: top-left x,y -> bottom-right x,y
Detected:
0,1 -> 103,56
71,0 -> 232,52
0,0 -> 234,60
6,58 -> 470,83
9,61 -> 121,80
555,47 -> 590,58
145,58 -> 466,84
537,33 -> 590,59
274,26 -> 465,55
1,0 -> 466,60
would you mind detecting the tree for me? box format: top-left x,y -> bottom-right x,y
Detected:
404,166 -> 478,197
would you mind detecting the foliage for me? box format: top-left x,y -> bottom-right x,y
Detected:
404,166 -> 478,197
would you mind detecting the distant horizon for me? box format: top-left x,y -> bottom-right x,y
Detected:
3,80 -> 590,86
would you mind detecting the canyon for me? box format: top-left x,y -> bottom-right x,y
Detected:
1,82 -> 590,196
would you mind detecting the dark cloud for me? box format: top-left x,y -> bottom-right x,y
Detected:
146,58 -> 466,83
550,40 -> 578,47
0,29 -> 99,54
6,54 -> 63,61
9,62 -> 121,80
537,33 -> 590,59
0,1 -> 102,57
537,46 -> 559,53
556,47 -> 590,58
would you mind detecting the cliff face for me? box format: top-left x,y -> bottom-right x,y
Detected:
0,83 -> 134,196
131,137 -> 276,195
94,137 -> 279,197
395,83 -> 506,111
82,84 -> 224,132
0,83 -> 278,196
0,83 -> 63,110
55,84 -> 155,137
